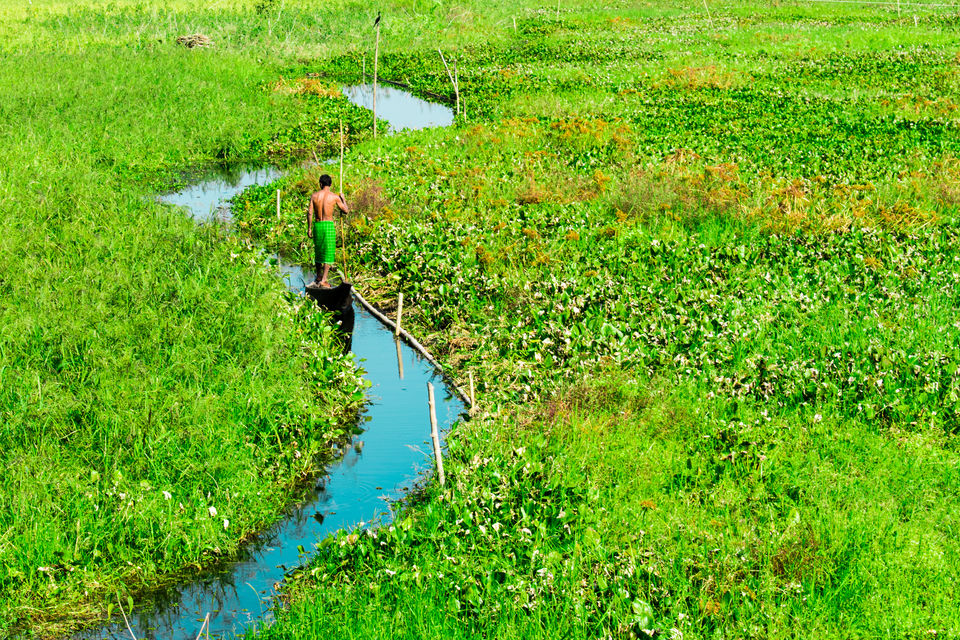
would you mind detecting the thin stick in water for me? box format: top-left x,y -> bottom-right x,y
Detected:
396,337 -> 404,379
116,594 -> 137,640
194,613 -> 211,640
427,382 -> 445,486
395,292 -> 404,336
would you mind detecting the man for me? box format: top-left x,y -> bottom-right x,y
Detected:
306,174 -> 349,288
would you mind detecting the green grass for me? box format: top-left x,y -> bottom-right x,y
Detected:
228,1 -> 960,638
251,377 -> 960,638
5,0 -> 960,637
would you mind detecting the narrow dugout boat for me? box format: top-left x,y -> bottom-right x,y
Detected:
305,281 -> 356,336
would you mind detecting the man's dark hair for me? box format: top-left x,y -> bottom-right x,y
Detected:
319,174 -> 333,188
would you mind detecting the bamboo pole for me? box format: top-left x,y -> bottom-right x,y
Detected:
702,0 -> 714,29
427,382 -> 445,486
362,54 -> 366,83
454,60 -> 460,115
513,16 -> 517,31
438,50 -> 459,114
373,22 -> 380,138
339,119 -> 348,281
468,371 -> 476,411
276,189 -> 281,220
395,292 -> 404,336
396,338 -> 404,380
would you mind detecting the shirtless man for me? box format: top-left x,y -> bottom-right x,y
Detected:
306,174 -> 349,288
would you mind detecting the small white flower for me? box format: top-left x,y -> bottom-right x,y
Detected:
223,518 -> 230,530
208,506 -> 218,517
813,413 -> 823,423
162,491 -> 172,500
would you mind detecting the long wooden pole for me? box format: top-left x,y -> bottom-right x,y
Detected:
395,338 -> 404,380
373,23 -> 380,138
427,382 -> 445,486
339,119 -> 347,281
454,59 -> 460,115
468,371 -> 475,411
438,50 -> 459,114
395,292 -> 404,336
276,189 -> 281,220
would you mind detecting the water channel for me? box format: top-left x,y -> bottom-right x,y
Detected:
75,84 -> 462,639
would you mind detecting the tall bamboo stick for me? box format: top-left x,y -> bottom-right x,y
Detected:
339,119 -> 347,281
427,383 -> 445,486
373,21 -> 380,138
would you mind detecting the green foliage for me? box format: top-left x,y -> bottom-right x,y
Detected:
254,379 -> 960,638
231,1 -> 960,638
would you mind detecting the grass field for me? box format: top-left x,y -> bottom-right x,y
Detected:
232,1 -> 960,638
4,0 -> 960,637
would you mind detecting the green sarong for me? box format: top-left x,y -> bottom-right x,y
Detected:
313,220 -> 336,265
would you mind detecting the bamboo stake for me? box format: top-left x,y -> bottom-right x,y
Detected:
468,371 -> 476,410
513,16 -> 517,31
556,0 -> 560,19
454,59 -> 460,115
373,22 -> 380,138
339,119 -> 347,281
438,50 -> 459,114
116,594 -> 137,640
276,189 -> 281,220
395,292 -> 404,336
427,382 -> 445,486
396,338 -> 404,380
702,0 -> 714,29
362,54 -> 366,83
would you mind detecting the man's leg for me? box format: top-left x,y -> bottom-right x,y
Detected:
320,263 -> 331,287
313,263 -> 323,285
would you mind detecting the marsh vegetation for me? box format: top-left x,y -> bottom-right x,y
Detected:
3,0 -> 960,638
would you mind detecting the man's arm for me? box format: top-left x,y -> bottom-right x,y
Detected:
306,195 -> 315,237
336,193 -> 350,214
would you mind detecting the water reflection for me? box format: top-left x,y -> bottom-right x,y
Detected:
341,83 -> 454,131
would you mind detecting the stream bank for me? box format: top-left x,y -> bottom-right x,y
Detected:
76,83 -> 463,640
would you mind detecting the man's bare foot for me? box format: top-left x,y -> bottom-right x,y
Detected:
319,280 -> 332,289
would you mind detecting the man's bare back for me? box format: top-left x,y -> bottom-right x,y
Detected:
309,189 -> 346,222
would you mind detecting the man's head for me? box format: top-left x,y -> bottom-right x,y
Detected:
319,174 -> 333,189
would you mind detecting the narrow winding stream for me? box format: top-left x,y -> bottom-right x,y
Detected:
76,85 -> 462,640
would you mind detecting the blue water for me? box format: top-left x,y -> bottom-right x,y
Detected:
74,85 -> 460,639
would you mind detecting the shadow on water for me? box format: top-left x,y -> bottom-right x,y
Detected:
73,85 -> 459,639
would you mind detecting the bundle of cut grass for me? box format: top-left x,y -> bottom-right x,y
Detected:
176,33 -> 212,48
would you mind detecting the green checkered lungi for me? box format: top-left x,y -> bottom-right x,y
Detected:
313,220 -> 336,265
